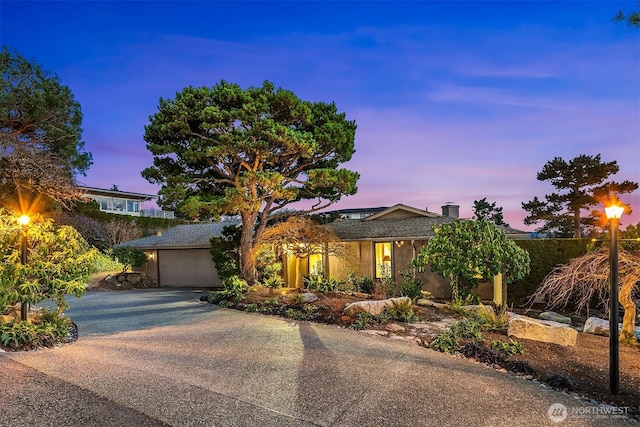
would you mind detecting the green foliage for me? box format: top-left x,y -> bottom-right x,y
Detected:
449,317 -> 485,343
414,219 -> 531,301
305,275 -> 346,293
255,245 -> 283,288
522,154 -> 638,238
0,47 -> 91,175
1,310 -> 71,350
0,209 -> 98,315
471,304 -> 510,331
284,304 -> 318,321
472,198 -> 508,226
620,222 -> 640,251
244,303 -> 259,313
399,271 -> 423,300
91,252 -> 124,273
429,330 -> 459,354
510,239 -> 590,305
207,291 -> 228,305
259,297 -> 282,314
142,80 -> 359,282
110,246 -> 147,272
354,276 -> 374,294
614,4 -> 640,27
286,293 -> 306,306
384,298 -> 421,323
490,339 -> 525,356
210,224 -> 241,281
223,275 -> 249,301
349,311 -> 372,330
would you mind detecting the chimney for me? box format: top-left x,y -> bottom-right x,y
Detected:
441,203 -> 459,218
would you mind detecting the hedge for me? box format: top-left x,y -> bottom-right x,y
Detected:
508,239 -> 592,306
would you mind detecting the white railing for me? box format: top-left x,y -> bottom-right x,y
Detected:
140,209 -> 175,219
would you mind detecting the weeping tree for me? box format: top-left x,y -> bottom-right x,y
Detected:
260,216 -> 354,289
529,248 -> 639,345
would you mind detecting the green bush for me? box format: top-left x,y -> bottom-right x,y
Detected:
110,246 -> 147,272
349,311 -> 372,330
384,298 -> 421,323
223,276 -> 248,301
92,252 -> 124,273
1,310 -> 71,350
490,339 -> 525,356
355,277 -> 374,294
399,272 -> 423,300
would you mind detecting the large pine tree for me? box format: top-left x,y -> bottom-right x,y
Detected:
522,154 -> 637,237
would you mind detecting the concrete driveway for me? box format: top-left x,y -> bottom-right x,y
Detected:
1,289 -> 634,426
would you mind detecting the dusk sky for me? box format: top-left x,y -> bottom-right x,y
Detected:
2,1 -> 639,230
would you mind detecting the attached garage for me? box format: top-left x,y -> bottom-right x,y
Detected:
157,248 -> 220,287
120,222 -> 238,288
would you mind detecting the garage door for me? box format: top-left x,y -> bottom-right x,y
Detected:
157,249 -> 221,287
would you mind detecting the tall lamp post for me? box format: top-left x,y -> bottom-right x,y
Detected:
18,214 -> 30,321
604,204 -> 624,395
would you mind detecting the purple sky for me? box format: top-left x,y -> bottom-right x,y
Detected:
2,1 -> 639,230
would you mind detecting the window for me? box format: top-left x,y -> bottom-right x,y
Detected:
127,200 -> 139,212
374,242 -> 392,279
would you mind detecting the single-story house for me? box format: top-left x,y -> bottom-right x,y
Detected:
121,203 -> 529,298
283,203 -> 530,299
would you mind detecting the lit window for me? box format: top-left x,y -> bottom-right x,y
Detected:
374,242 -> 392,279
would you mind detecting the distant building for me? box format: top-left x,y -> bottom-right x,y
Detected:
80,186 -> 175,219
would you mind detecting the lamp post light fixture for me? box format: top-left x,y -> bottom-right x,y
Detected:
604,204 -> 624,395
17,214 -> 30,321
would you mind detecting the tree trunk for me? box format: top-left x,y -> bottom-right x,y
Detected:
239,211 -> 258,284
295,257 -> 301,289
619,276 -> 638,344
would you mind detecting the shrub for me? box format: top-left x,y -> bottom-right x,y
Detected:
472,304 -> 511,331
355,277 -> 374,294
223,275 -> 248,301
244,303 -> 259,313
92,252 -> 124,273
490,339 -> 525,356
349,311 -> 372,330
399,271 -> 423,300
110,246 -> 147,272
384,298 -> 421,323
429,330 -> 458,354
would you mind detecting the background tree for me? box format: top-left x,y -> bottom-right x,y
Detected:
143,80 -> 359,283
614,2 -> 640,27
413,219 -> 530,302
110,246 -> 148,272
522,154 -> 638,237
0,208 -> 98,315
472,198 -> 508,226
0,47 -> 92,209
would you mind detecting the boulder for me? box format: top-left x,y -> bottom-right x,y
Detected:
417,299 -> 447,310
507,315 -> 577,347
581,317 -> 640,339
583,317 -> 611,336
343,297 -> 411,316
539,311 -> 572,326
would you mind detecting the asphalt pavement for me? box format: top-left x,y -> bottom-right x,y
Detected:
1,289 -> 635,426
